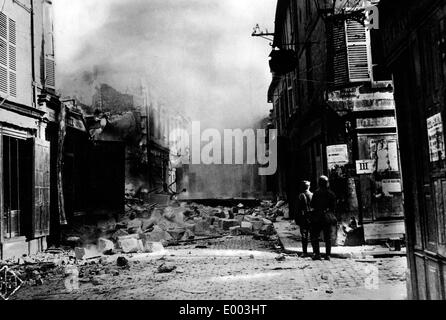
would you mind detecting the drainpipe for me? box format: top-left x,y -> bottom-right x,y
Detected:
30,0 -> 37,109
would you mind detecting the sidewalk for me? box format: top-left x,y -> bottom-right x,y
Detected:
273,218 -> 406,259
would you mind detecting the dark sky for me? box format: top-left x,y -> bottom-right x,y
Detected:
54,0 -> 277,129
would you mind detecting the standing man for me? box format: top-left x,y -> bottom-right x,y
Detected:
310,176 -> 337,261
295,181 -> 313,258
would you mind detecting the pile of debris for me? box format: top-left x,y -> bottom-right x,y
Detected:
61,199 -> 288,257
0,249 -> 75,286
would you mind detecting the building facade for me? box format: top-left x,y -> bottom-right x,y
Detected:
380,0 -> 446,300
268,0 -> 404,240
0,0 -> 59,259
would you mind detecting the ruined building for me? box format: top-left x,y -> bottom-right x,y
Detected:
85,83 -> 191,205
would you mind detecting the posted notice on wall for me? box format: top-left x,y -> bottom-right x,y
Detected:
427,113 -> 446,162
327,144 -> 349,170
382,179 -> 402,196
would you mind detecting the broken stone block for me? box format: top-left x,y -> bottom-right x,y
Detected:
184,222 -> 196,231
167,228 -> 186,240
127,219 -> 143,234
235,215 -> 245,223
206,216 -> 215,225
260,224 -> 274,235
220,219 -> 240,230
157,263 -> 176,273
181,229 -> 195,241
194,219 -> 211,236
137,240 -> 144,252
144,225 -> 173,242
230,226 -> 241,236
98,238 -> 115,253
111,229 -> 129,241
143,241 -> 165,253
163,207 -> 185,225
97,219 -> 117,232
251,220 -> 264,231
241,221 -> 253,229
142,219 -> 155,231
262,218 -> 273,225
213,209 -> 226,219
118,234 -> 139,241
118,238 -> 140,253
75,247 -> 86,260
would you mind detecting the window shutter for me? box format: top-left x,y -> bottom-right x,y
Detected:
45,57 -> 55,88
0,38 -> 6,66
0,66 -> 7,93
9,71 -> 16,97
8,19 -> 16,45
32,138 -> 51,237
346,19 -> 371,82
330,19 -> 349,86
0,13 -> 6,39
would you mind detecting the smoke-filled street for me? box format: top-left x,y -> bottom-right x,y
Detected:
3,0 -> 446,304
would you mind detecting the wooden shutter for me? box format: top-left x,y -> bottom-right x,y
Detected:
0,66 -> 7,93
330,19 -> 349,86
32,139 -> 51,237
0,13 -> 6,39
346,19 -> 371,82
45,57 -> 55,88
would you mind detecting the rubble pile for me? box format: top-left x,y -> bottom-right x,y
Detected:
58,198 -> 287,257
0,249 -> 75,286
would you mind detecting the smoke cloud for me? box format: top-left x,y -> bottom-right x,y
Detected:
54,0 -> 276,130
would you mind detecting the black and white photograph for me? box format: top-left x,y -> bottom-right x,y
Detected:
0,0 -> 444,305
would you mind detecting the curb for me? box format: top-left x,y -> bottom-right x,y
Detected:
273,224 -> 407,259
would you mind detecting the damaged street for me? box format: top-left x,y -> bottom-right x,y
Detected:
4,200 -> 407,300
4,0 -> 445,302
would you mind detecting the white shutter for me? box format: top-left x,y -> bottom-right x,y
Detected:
345,19 -> 371,82
9,19 -> 16,45
0,66 -> 7,93
8,18 -> 16,97
0,38 -> 7,66
0,13 -> 6,39
9,71 -> 16,97
45,57 -> 55,88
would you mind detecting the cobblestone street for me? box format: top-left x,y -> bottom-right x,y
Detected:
11,236 -> 408,300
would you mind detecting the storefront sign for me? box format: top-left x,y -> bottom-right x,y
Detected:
427,113 -> 446,162
327,144 -> 349,169
356,159 -> 375,174
382,179 -> 402,195
357,116 -> 396,129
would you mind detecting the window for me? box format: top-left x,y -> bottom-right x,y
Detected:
0,13 -> 16,97
329,17 -> 372,86
2,136 -> 30,239
44,1 -> 55,88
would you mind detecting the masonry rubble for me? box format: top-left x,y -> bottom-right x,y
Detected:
0,198 -> 288,287
58,198 -> 286,256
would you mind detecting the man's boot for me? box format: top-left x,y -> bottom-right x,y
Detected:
311,240 -> 321,260
301,238 -> 310,258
